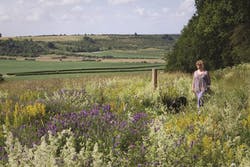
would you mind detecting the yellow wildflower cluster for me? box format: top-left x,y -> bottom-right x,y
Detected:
12,102 -> 46,127
241,111 -> 250,129
165,112 -> 206,134
19,90 -> 40,103
202,135 -> 213,155
14,102 -> 45,116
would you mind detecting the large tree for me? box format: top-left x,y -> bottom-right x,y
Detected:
166,0 -> 250,72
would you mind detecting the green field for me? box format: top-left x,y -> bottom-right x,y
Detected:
0,34 -> 173,80
80,48 -> 166,59
0,60 -> 164,80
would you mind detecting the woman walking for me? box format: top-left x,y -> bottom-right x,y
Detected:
192,60 -> 211,112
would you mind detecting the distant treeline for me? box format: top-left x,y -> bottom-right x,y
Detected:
0,39 -> 47,57
0,34 -> 179,57
166,0 -> 250,72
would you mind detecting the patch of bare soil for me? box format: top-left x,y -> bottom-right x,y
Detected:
100,58 -> 165,63
36,55 -> 165,63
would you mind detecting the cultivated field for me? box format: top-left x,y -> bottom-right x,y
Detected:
0,59 -> 164,80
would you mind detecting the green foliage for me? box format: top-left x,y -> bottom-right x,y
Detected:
0,39 -> 47,57
65,37 -> 100,52
166,0 -> 250,72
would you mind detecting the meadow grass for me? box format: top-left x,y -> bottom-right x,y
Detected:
0,63 -> 249,166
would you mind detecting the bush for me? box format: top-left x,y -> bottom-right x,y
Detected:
0,74 -> 3,81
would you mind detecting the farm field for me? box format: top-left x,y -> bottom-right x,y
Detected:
0,59 -> 164,80
0,34 -> 169,81
0,63 -> 249,166
79,48 -> 166,59
0,34 -> 177,61
0,60 -> 164,74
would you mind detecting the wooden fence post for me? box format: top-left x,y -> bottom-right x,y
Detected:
152,68 -> 157,89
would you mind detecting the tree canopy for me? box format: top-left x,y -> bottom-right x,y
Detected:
0,39 -> 47,57
166,0 -> 250,72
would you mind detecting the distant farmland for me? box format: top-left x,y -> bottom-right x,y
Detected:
0,60 -> 164,80
0,34 -> 174,80
0,34 -> 179,59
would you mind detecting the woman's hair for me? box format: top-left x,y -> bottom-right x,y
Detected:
196,60 -> 204,65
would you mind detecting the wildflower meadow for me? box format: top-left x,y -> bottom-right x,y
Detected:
0,64 -> 249,166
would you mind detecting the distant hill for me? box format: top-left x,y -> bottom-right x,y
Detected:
0,34 -> 179,58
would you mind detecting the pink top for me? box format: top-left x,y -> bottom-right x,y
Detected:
192,70 -> 211,93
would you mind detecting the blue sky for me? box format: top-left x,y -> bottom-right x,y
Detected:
0,0 -> 195,37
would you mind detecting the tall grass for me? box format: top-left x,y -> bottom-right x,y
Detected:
0,64 -> 249,166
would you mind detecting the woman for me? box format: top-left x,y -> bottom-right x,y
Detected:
192,60 -> 211,110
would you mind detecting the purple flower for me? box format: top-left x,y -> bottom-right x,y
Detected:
80,110 -> 88,117
132,112 -> 147,123
119,121 -> 127,129
103,105 -> 111,112
90,108 -> 99,116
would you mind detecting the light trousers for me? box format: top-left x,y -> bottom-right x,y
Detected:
196,91 -> 205,108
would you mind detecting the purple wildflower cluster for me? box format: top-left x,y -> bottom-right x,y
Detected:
37,105 -> 151,152
0,104 -> 151,164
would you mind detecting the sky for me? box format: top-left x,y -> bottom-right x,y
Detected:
0,0 -> 196,37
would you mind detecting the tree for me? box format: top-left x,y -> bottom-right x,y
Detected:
47,42 -> 56,49
0,33 -> 2,38
166,0 -> 250,72
0,38 -> 46,57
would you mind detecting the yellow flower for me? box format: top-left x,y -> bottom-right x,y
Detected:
176,116 -> 192,133
202,135 -> 213,155
25,103 -> 45,117
187,133 -> 197,147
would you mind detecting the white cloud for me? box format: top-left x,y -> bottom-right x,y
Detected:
1,0 -> 196,36
17,0 -> 24,5
135,7 -> 145,16
71,5 -> 84,12
60,14 -> 74,21
25,11 -> 42,21
38,0 -> 87,6
108,0 -> 136,5
176,0 -> 195,16
0,6 -> 12,22
0,14 -> 10,22
83,0 -> 92,3
61,0 -> 81,5
147,10 -> 160,17
135,8 -> 160,18
162,7 -> 170,13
